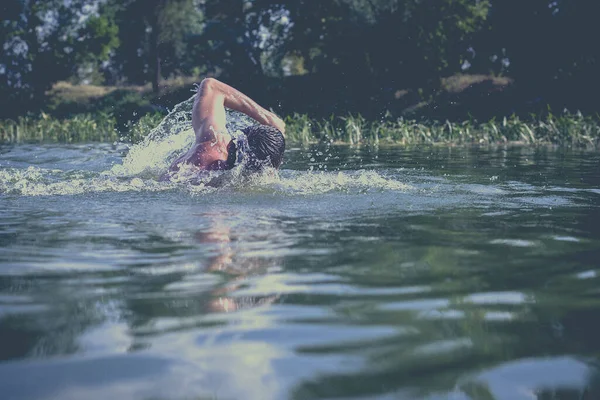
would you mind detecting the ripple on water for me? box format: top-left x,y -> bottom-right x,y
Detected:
2,122 -> 600,399
576,270 -> 597,280
489,238 -> 538,247
464,291 -> 528,305
552,235 -> 581,242
0,303 -> 49,318
457,356 -> 593,399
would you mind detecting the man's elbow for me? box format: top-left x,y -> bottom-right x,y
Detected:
198,77 -> 218,93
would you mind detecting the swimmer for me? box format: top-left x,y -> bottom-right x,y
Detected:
167,78 -> 286,174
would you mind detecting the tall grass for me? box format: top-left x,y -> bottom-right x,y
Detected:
285,111 -> 600,147
0,112 -> 164,144
0,113 -> 118,143
1,111 -> 599,148
123,113 -> 166,143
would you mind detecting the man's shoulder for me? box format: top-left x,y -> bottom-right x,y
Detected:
196,124 -> 232,143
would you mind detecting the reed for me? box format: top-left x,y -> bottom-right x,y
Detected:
2,111 -> 599,148
286,112 -> 600,147
0,112 -> 162,144
123,113 -> 166,143
0,113 -> 118,144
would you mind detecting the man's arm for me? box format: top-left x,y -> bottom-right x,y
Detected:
167,78 -> 285,173
194,78 -> 286,139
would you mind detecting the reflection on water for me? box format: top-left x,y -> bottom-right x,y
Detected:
1,143 -> 600,399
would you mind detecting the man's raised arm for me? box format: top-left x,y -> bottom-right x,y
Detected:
197,78 -> 286,135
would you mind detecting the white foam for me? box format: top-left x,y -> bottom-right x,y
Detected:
107,97 -> 257,179
1,97 -> 411,197
272,170 -> 411,195
0,166 -> 174,196
2,163 -> 412,197
109,128 -> 195,178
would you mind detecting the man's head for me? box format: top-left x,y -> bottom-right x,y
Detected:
226,125 -> 285,171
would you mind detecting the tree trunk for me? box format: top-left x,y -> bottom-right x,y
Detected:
153,51 -> 161,95
149,6 -> 162,95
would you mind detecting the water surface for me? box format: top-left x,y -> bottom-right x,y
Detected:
1,139 -> 600,400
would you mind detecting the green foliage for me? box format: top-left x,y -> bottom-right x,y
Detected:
124,113 -> 166,143
475,0 -> 600,113
0,0 -> 120,116
199,0 -> 266,84
249,0 -> 490,89
0,113 -> 118,144
158,0 -> 203,48
47,88 -> 157,130
0,111 -> 168,144
2,0 -> 600,120
78,13 -> 121,63
285,112 -> 600,148
2,111 -> 599,147
109,0 -> 203,91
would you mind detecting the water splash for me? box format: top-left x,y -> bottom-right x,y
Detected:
105,94 -> 412,195
109,126 -> 195,178
109,95 -> 196,178
1,95 -> 412,196
109,95 -> 257,178
0,166 -> 172,196
1,162 -> 410,197
262,170 -> 411,195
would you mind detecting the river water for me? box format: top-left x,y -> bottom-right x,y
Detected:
1,113 -> 600,399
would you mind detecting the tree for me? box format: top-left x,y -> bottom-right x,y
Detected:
200,0 -> 264,85
0,0 -> 119,116
483,0 -> 600,112
241,0 -> 490,114
109,0 -> 202,94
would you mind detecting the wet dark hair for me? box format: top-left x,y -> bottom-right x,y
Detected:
226,124 -> 285,170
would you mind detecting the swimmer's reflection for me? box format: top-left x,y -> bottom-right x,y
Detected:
193,211 -> 284,313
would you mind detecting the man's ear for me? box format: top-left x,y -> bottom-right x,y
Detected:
226,141 -> 237,168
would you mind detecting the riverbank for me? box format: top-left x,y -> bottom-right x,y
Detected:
2,74 -> 599,148
1,111 -> 599,148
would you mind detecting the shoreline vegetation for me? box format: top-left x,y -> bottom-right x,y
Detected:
2,110 -> 599,148
3,1 -> 599,151
1,77 -> 599,148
